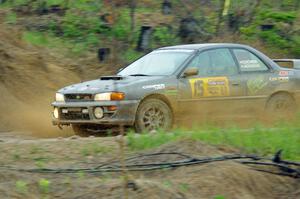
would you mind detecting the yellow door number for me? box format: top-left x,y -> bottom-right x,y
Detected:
189,77 -> 230,98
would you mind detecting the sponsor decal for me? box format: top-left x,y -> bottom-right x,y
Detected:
278,76 -> 289,82
247,76 -> 268,95
142,84 -> 166,90
279,71 -> 289,76
189,77 -> 230,98
164,86 -> 178,95
166,86 -> 177,90
269,77 -> 278,82
269,76 -> 289,82
165,90 -> 178,96
239,60 -> 260,69
207,80 -> 226,85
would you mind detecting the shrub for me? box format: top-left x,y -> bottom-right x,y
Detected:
258,30 -> 289,48
110,10 -> 131,40
259,11 -> 297,23
62,11 -> 86,38
153,26 -> 179,47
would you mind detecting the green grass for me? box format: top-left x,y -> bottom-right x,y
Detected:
15,180 -> 28,194
22,31 -> 89,56
80,144 -> 112,157
38,178 -> 51,194
22,31 -> 50,46
127,122 -> 300,161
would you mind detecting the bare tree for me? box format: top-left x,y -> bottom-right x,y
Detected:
215,0 -> 225,36
129,0 -> 136,33
248,0 -> 261,24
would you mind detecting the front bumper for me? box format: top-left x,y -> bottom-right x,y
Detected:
52,100 -> 140,126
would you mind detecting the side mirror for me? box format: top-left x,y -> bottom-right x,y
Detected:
183,67 -> 198,77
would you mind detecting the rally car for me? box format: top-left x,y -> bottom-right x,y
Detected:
52,43 -> 300,136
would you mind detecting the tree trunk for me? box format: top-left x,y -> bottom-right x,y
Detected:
129,0 -> 136,33
128,0 -> 136,45
247,0 -> 262,24
216,0 -> 225,36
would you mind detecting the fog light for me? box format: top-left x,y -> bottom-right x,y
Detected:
53,107 -> 59,119
94,107 -> 104,119
82,109 -> 89,114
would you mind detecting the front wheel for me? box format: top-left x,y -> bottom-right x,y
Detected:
134,98 -> 173,133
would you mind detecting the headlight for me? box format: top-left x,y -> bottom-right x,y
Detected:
55,93 -> 65,102
94,92 -> 125,101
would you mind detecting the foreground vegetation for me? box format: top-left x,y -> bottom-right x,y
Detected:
127,120 -> 300,161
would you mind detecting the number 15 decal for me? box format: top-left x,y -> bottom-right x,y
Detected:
189,77 -> 230,98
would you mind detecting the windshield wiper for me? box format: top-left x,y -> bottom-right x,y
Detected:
129,74 -> 150,76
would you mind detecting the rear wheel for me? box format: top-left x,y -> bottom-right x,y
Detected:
266,93 -> 296,118
135,98 -> 173,133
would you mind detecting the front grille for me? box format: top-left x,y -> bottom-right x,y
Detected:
65,94 -> 93,102
60,108 -> 90,120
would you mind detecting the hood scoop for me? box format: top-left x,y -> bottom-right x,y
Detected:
100,75 -> 124,80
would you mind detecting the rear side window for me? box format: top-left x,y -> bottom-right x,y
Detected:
233,49 -> 268,72
274,61 -> 293,69
188,48 -> 238,76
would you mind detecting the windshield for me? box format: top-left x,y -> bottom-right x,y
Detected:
118,50 -> 194,76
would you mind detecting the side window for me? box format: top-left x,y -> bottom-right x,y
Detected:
233,49 -> 268,72
187,48 -> 237,76
188,51 -> 212,76
209,49 -> 238,76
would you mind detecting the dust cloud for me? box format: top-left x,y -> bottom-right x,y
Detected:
0,24 -> 79,137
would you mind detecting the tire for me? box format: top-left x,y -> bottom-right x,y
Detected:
135,98 -> 173,133
72,124 -> 92,137
265,93 -> 296,117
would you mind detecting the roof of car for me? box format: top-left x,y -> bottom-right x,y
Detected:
158,43 -> 250,50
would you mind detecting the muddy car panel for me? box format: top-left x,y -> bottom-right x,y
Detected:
52,43 -> 300,128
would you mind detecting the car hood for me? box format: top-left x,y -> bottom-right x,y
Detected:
58,75 -> 171,94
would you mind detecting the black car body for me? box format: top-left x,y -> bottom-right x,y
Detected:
52,43 -> 300,135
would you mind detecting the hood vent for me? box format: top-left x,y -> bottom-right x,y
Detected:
100,76 -> 124,80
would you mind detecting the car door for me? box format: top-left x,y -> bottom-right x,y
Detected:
178,48 -> 246,121
231,48 -> 275,113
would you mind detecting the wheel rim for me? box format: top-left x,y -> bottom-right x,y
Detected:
142,106 -> 166,131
